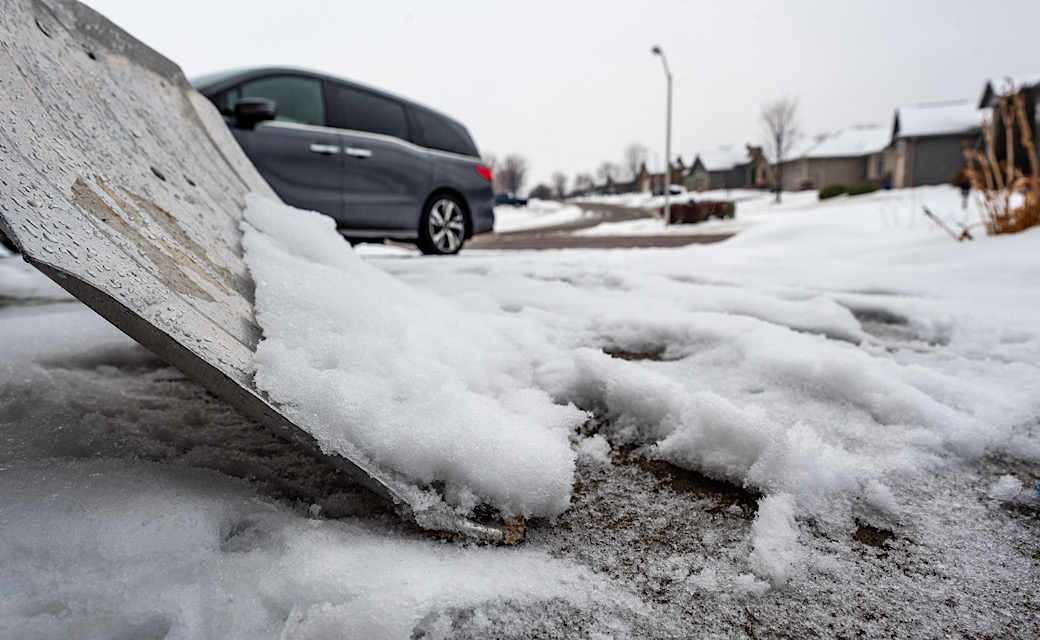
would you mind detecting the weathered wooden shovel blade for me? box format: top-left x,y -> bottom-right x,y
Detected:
0,0 -> 518,543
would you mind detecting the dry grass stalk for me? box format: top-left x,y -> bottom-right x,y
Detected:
962,84 -> 1040,235
983,108 -> 1006,191
1014,90 -> 1039,179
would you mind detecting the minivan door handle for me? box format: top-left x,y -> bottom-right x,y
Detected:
308,143 -> 341,155
345,147 -> 373,159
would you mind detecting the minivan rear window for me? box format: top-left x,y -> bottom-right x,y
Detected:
409,108 -> 479,157
329,84 -> 409,140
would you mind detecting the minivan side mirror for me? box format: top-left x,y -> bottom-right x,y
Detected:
233,97 -> 277,129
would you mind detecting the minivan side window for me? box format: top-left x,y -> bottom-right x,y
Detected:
409,108 -> 479,157
329,84 -> 408,140
235,75 -> 326,126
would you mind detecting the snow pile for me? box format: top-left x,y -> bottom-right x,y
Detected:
240,194 -> 585,518
376,185 -> 1040,585
243,184 -> 1040,585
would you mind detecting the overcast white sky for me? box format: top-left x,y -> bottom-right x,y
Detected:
85,0 -> 1039,193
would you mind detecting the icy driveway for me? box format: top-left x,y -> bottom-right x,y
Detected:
2,186 -> 1038,638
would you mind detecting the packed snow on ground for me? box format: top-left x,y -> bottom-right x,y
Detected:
2,185 -> 1039,638
492,199 -> 586,233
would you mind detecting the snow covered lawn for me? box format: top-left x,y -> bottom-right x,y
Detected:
2,185 -> 1038,638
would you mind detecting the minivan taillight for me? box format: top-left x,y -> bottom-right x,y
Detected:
475,165 -> 493,182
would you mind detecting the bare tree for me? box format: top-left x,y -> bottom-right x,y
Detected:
597,161 -> 618,187
551,171 -> 568,199
573,173 -> 593,194
761,96 -> 800,203
498,154 -> 528,195
623,142 -> 645,182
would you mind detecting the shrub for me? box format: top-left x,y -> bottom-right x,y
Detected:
963,84 -> 1040,235
818,184 -> 846,200
847,183 -> 877,196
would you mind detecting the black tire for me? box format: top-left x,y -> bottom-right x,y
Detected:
418,195 -> 467,255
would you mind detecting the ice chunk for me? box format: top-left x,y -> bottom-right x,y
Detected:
749,493 -> 805,586
988,475 -> 1023,500
576,434 -> 612,466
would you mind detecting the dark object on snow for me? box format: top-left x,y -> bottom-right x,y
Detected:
668,200 -> 734,224
819,184 -> 847,200
495,192 -> 528,207
847,183 -> 877,196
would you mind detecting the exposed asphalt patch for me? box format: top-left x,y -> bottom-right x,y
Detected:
854,522 -> 896,549
602,347 -> 666,362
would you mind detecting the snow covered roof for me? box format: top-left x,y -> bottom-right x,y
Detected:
802,126 -> 890,159
764,136 -> 817,164
979,73 -> 1040,107
893,100 -> 986,138
695,146 -> 750,172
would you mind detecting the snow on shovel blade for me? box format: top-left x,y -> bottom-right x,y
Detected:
0,0 -> 519,543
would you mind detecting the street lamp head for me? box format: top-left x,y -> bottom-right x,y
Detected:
651,45 -> 662,56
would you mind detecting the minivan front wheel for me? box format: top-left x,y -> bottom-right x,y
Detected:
418,195 -> 467,255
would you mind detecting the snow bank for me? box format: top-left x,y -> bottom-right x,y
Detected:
379,185 -> 1040,585
240,195 -> 586,518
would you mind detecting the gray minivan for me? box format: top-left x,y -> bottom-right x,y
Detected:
192,67 -> 494,255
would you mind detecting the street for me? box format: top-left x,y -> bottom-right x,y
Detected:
468,202 -> 734,250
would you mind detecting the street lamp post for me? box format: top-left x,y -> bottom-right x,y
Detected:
651,45 -> 672,225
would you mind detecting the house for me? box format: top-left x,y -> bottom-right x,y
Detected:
887,100 -> 987,188
684,146 -> 748,191
683,145 -> 771,192
635,165 -> 661,193
978,75 -> 1040,177
777,126 -> 890,191
637,156 -> 686,193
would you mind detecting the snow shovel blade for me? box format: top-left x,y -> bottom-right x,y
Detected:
0,0 -> 518,544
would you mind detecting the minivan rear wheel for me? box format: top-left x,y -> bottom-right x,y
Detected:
418,195 -> 466,255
